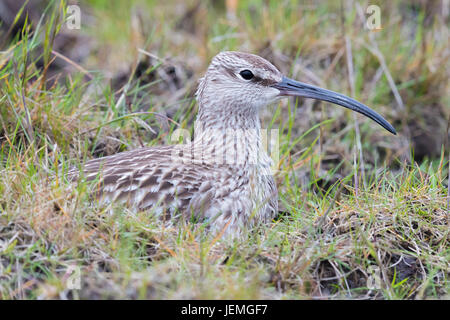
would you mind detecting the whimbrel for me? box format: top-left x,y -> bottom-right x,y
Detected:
68,51 -> 396,236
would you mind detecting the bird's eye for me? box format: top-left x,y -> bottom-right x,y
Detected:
239,69 -> 254,80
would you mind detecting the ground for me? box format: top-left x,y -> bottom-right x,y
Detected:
0,0 -> 449,299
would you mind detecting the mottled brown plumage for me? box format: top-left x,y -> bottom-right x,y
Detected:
68,51 -> 395,237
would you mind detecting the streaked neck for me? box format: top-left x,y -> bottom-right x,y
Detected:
191,101 -> 265,166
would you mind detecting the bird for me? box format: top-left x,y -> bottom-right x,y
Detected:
67,51 -> 396,237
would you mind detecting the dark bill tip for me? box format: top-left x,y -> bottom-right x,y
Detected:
272,76 -> 397,135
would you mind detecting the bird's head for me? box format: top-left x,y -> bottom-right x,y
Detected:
196,51 -> 396,134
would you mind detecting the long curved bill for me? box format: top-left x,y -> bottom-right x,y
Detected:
272,76 -> 396,135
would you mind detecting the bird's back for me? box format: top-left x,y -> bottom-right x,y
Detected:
68,144 -> 278,235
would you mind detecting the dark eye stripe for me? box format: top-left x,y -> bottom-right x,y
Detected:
252,76 -> 278,86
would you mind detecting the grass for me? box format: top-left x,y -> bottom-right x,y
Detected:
0,0 -> 449,299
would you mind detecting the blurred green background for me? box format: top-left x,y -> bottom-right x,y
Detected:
1,0 -> 449,167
